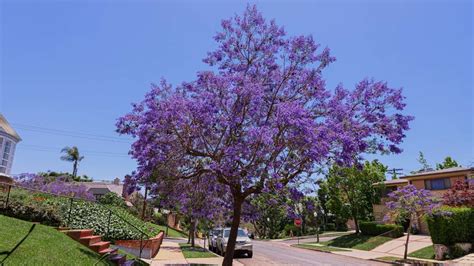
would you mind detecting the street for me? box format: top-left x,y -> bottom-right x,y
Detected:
179,237 -> 384,266
235,239 -> 384,266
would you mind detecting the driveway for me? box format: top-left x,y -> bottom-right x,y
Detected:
371,235 -> 433,256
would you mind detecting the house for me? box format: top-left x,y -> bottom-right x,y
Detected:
0,114 -> 21,175
373,167 -> 474,234
81,177 -> 126,200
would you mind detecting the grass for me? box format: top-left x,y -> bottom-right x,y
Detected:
147,222 -> 188,238
179,243 -> 217,258
321,234 -> 393,251
375,256 -> 401,263
408,245 -> 435,260
0,214 -> 111,265
292,243 -> 350,252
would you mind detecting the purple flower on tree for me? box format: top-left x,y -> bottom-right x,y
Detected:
117,5 -> 413,265
385,185 -> 440,259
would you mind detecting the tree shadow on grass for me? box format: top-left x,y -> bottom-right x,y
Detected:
326,234 -> 371,248
0,224 -> 36,265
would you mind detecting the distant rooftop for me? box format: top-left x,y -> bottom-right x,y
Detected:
79,180 -> 124,196
374,179 -> 408,186
401,167 -> 474,179
0,114 -> 21,141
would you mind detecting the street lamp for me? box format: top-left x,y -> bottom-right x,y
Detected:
314,211 -> 319,243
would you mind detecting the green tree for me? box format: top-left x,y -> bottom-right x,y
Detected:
325,160 -> 387,233
248,192 -> 289,239
60,146 -> 84,178
412,151 -> 431,173
436,156 -> 460,170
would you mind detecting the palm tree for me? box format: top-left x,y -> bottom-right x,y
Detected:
60,146 -> 84,178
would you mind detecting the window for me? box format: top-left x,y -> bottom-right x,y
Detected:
425,178 -> 451,190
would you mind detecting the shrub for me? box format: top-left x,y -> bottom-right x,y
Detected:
426,206 -> 474,245
325,223 -> 336,231
60,201 -> 161,241
360,221 -> 404,238
336,222 -> 348,232
2,201 -> 61,226
98,192 -> 127,208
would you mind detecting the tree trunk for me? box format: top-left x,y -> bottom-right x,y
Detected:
73,160 -> 78,178
353,215 -> 360,234
222,196 -> 243,266
191,218 -> 196,248
141,186 -> 148,220
404,217 -> 413,260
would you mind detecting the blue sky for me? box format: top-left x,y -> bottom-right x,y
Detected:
1,0 -> 472,181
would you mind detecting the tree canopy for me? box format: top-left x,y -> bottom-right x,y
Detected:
117,5 -> 413,265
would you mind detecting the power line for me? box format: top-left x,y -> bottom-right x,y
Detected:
17,144 -> 131,158
12,123 -> 133,144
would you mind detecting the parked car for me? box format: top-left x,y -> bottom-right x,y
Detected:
216,227 -> 253,258
208,228 -> 222,252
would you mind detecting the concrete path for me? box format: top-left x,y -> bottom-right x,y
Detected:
146,240 -> 244,266
372,234 -> 433,256
453,253 -> 474,265
146,241 -> 187,265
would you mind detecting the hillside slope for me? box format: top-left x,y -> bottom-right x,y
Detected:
0,215 -> 110,265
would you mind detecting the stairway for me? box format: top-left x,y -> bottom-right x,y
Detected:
61,229 -> 135,265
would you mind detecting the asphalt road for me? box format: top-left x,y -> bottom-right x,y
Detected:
235,239 -> 385,266
170,237 -> 384,265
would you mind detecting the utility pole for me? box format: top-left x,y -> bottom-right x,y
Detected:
387,168 -> 403,179
141,185 -> 148,220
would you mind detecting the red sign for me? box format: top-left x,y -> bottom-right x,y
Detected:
294,218 -> 302,227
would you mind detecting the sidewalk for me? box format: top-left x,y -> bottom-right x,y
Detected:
146,240 -> 244,266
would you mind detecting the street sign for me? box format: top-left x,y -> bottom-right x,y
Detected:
294,218 -> 302,227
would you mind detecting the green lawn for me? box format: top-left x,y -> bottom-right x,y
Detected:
375,256 -> 401,263
147,223 -> 187,238
292,243 -> 350,252
408,245 -> 435,260
0,215 -> 111,265
321,234 -> 393,251
179,243 -> 217,258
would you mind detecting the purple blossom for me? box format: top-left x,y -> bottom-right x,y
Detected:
14,173 -> 95,201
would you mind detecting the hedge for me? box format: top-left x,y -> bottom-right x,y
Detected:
359,221 -> 404,238
426,206 -> 474,245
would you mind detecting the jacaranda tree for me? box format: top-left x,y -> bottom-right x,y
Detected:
385,185 -> 440,260
117,5 -> 413,265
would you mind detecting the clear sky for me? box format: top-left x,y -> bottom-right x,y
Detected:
1,0 -> 472,181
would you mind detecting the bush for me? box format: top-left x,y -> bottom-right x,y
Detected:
336,222 -> 348,232
284,224 -> 304,236
359,221 -> 404,238
61,201 -> 161,241
325,223 -> 336,231
2,201 -> 61,226
426,206 -> 474,245
98,192 -> 127,208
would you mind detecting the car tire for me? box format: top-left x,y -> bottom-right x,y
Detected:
248,251 -> 253,258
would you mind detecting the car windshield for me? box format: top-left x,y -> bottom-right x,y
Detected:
223,229 -> 247,238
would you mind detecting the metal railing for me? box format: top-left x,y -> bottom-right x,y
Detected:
0,181 -> 151,258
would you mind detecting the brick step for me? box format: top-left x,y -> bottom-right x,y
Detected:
65,229 -> 93,240
109,254 -> 127,265
99,247 -> 118,256
79,235 -> 102,246
90,241 -> 110,253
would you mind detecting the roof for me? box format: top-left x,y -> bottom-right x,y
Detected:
374,179 -> 408,186
0,114 -> 21,141
401,167 -> 474,179
80,181 -> 123,196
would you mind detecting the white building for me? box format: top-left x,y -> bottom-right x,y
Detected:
0,114 -> 21,175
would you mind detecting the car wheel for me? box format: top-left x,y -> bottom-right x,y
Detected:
247,251 -> 253,258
